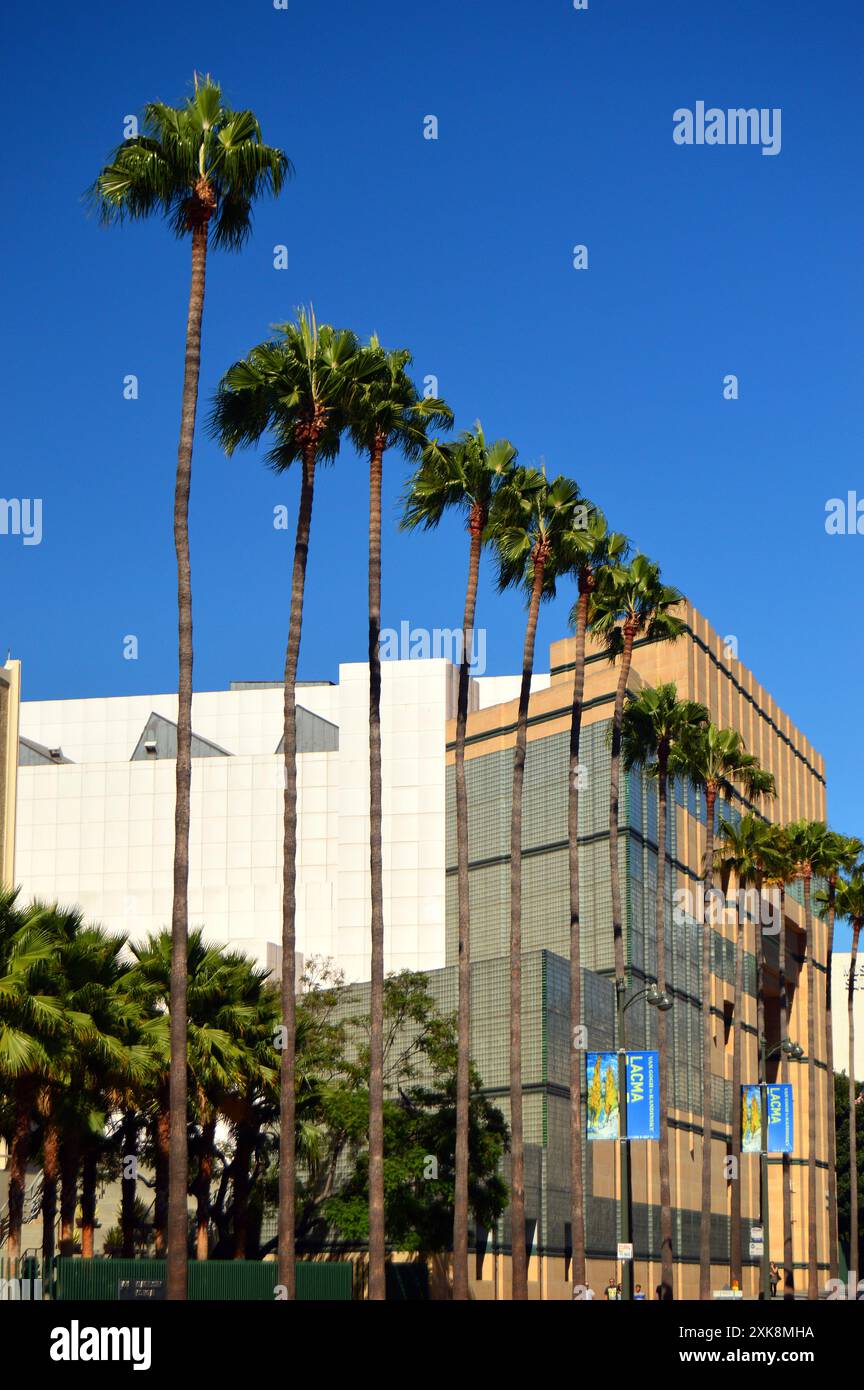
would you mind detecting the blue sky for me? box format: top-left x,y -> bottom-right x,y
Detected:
2,1 -> 862,919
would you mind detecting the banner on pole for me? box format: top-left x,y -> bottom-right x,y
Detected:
587,1052 -> 619,1139
625,1051 -> 660,1140
741,1082 -> 794,1153
586,1051 -> 660,1140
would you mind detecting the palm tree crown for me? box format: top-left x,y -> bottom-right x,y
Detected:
211,310 -> 359,466
89,74 -> 290,249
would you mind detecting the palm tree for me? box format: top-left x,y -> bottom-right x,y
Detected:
346,338 -> 451,1301
834,874 -> 864,1278
674,726 -> 775,1298
589,556 -> 683,1292
817,833 -> 863,1280
211,311 -> 358,1297
401,423 -> 516,1298
564,510 -> 628,1293
760,824 -> 796,1297
715,816 -> 769,1288
786,819 -> 831,1298
126,930 -> 281,1262
91,75 -> 288,1301
621,686 -> 709,1299
491,466 -> 583,1300
0,893 -> 59,1258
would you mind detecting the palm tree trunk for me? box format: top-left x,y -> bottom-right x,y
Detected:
6,1079 -> 36,1259
368,433 -> 387,1301
42,1113 -> 60,1261
567,585 -> 589,1293
803,869 -> 819,1299
277,436 -> 319,1300
730,897 -> 744,1286
453,507 -> 484,1300
59,1131 -> 80,1257
655,751 -> 674,1296
779,887 -> 794,1298
168,212 -> 210,1303
609,626 -> 636,991
509,556 -> 546,1301
233,1124 -> 254,1259
153,1109 -> 170,1257
121,1111 -> 137,1259
698,786 -> 717,1298
754,878 -> 766,1293
849,921 -> 861,1282
195,1114 -> 217,1260
825,887 -> 839,1281
80,1146 -> 98,1258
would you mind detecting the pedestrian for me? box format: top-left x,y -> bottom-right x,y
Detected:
634,1284 -> 646,1300
769,1262 -> 780,1299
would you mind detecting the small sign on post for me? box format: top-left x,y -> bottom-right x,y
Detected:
617,1242 -> 634,1262
749,1224 -> 764,1259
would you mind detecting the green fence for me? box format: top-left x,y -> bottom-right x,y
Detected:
40,1258 -> 353,1302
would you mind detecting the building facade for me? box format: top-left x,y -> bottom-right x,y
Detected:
444,603 -> 830,1297
9,604 -> 832,1295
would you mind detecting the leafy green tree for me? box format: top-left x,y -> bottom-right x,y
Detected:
211,310 -> 358,1294
402,422 -> 516,1297
91,74 -> 288,1301
318,972 -> 508,1269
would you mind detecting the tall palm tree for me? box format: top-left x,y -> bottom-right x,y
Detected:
564,510 -> 628,1294
401,423 -> 516,1298
91,75 -> 288,1301
589,557 -> 683,1292
817,832 -> 863,1280
211,312 -> 358,1297
760,824 -> 796,1297
834,874 -> 864,1278
491,467 -> 583,1300
674,726 -> 776,1298
0,893 -> 59,1258
347,338 -> 451,1300
715,815 -> 770,1288
621,685 -> 709,1299
786,819 -> 831,1298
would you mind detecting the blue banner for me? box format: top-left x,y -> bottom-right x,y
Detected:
625,1051 -> 660,1140
741,1083 -> 794,1154
586,1051 -> 660,1141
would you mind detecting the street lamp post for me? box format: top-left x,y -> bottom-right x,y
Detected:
617,981 -> 673,1301
758,1038 -> 804,1301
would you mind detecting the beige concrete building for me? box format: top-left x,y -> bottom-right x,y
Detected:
445,603 -> 829,1298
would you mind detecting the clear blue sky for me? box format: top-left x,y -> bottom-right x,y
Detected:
2,1 -> 862,923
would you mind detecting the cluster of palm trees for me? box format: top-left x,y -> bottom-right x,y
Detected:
0,895 -> 281,1263
81,74 -> 860,1302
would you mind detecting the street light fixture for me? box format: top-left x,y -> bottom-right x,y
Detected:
615,980 -> 674,1300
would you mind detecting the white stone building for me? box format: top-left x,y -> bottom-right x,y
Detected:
14,662 -> 549,983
